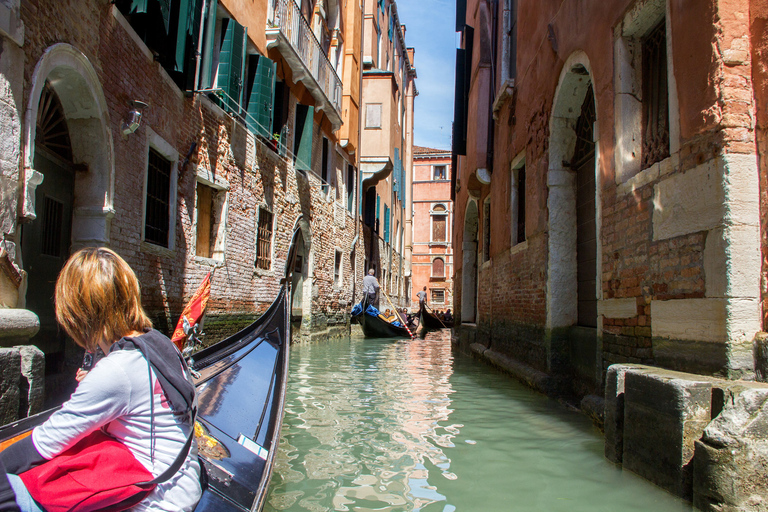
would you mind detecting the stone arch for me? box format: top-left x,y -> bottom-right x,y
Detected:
290,215 -> 313,329
546,51 -> 601,330
461,199 -> 479,323
23,43 -> 115,250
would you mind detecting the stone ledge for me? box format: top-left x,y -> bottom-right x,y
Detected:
0,308 -> 39,347
480,348 -> 556,396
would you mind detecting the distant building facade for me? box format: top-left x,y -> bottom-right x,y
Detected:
358,0 -> 416,310
0,0 -> 366,410
411,146 -> 453,313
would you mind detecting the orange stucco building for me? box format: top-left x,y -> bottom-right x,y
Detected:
411,146 -> 453,313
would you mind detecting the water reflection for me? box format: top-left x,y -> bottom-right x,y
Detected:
265,330 -> 690,512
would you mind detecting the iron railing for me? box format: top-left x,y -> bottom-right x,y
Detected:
269,0 -> 342,116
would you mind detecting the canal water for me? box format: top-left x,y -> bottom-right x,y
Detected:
264,331 -> 691,512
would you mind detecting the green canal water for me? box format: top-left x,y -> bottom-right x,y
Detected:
263,331 -> 691,512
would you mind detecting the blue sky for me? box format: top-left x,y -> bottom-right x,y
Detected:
396,0 -> 455,151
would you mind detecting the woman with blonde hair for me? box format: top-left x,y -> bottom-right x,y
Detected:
1,247 -> 201,511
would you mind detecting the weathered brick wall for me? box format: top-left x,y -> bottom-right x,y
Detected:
19,0 -> 358,348
454,0 -> 762,390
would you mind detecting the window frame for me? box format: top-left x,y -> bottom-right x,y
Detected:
431,288 -> 445,304
365,103 -> 382,129
433,164 -> 447,180
431,257 -> 445,279
430,203 -> 449,244
255,206 -> 274,271
194,165 -> 230,262
141,129 -> 178,252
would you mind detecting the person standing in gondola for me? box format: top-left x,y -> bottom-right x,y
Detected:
362,269 -> 380,308
416,286 -> 428,308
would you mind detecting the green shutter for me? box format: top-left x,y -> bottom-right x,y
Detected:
294,105 -> 314,171
217,18 -> 246,113
388,5 -> 393,41
246,55 -> 276,138
384,205 -> 390,243
200,0 -> 218,89
376,195 -> 380,220
174,0 -> 191,72
130,0 -> 149,13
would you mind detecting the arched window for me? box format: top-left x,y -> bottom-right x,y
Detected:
432,257 -> 445,278
431,204 -> 448,243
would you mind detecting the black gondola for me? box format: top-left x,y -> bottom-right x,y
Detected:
419,303 -> 454,330
352,300 -> 412,339
0,228 -> 302,512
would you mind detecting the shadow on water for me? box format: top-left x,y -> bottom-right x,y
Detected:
264,330 -> 691,512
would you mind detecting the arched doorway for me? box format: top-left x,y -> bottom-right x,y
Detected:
573,84 -> 597,328
21,44 -> 114,405
547,53 -> 601,392
461,200 -> 478,323
21,84 -> 75,362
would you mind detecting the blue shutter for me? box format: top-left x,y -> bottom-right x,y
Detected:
388,5 -> 393,41
393,148 -> 399,198
246,55 -> 276,138
384,205 -> 390,243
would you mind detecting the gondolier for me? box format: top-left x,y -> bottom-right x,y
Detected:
416,286 -> 427,307
362,269 -> 380,307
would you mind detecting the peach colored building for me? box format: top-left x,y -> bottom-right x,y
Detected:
357,0 -> 416,308
411,146 -> 453,313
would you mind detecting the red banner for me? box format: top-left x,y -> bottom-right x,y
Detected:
171,272 -> 211,350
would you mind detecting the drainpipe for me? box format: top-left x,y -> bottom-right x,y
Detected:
486,0 -> 498,175
354,0 -> 365,303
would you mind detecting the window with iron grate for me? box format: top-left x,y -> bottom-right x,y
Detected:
641,20 -> 669,169
255,208 -> 273,270
431,289 -> 445,304
41,196 -> 64,257
145,148 -> 172,247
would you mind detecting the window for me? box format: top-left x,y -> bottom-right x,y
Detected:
433,165 -> 447,180
196,182 -> 227,259
641,20 -> 670,169
244,54 -> 277,140
115,0 -> 202,90
364,187 -> 376,227
145,148 -> 172,247
431,289 -> 445,304
483,198 -> 491,262
255,207 -> 273,270
511,160 -> 526,245
347,164 -> 355,212
365,103 -> 382,129
41,196 -> 64,257
432,204 -> 448,242
383,269 -> 387,292
432,258 -> 445,278
334,250 -> 342,286
321,137 -> 330,193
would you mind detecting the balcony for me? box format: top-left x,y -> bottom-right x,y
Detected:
267,0 -> 343,130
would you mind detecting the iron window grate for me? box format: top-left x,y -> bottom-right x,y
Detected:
256,208 -> 273,270
145,148 -> 171,247
41,196 -> 64,257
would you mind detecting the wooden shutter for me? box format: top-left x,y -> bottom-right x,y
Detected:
199,0 -> 218,90
432,258 -> 444,278
246,55 -> 276,138
217,18 -> 246,113
294,105 -> 314,171
433,216 -> 446,242
456,0 -> 466,31
130,0 -> 149,14
196,184 -> 212,258
452,48 -> 466,156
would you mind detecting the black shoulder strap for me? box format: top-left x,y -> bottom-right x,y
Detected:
139,407 -> 197,487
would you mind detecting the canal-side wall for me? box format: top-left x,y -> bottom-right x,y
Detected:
453,0 -> 763,398
604,364 -> 768,510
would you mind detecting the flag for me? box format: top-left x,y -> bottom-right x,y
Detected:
171,272 -> 211,350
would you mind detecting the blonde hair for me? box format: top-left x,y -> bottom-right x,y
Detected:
55,247 -> 152,351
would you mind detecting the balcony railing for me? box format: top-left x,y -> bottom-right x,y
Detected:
268,0 -> 342,125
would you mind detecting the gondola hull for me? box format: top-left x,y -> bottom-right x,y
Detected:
352,305 -> 412,338
419,304 -> 454,330
0,284 -> 291,512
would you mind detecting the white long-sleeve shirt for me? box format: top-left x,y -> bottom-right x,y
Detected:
32,349 -> 202,511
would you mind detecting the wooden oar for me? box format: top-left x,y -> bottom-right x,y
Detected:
381,289 -> 415,338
